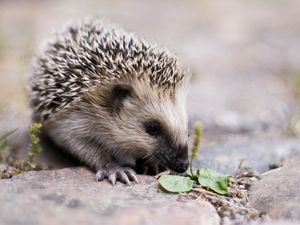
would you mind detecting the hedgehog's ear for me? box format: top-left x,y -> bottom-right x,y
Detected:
109,82 -> 134,113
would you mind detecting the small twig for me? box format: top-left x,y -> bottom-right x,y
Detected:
192,187 -> 221,197
155,169 -> 170,179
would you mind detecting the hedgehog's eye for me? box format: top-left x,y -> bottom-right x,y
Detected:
144,120 -> 162,136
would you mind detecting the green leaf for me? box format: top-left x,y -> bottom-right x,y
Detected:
159,174 -> 194,193
197,168 -> 229,195
27,122 -> 43,164
0,129 -> 18,151
0,140 -> 7,152
0,129 -> 18,142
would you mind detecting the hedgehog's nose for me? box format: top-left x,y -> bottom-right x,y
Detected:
172,144 -> 189,173
174,158 -> 189,173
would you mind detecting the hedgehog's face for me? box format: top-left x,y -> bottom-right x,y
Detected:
141,118 -> 189,173
107,79 -> 189,173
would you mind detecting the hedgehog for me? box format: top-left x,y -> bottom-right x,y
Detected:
28,19 -> 190,185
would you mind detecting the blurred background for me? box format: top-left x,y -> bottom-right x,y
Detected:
1,0 -> 300,169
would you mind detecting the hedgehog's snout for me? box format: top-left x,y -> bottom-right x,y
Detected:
168,144 -> 189,173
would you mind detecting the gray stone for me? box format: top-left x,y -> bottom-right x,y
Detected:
0,167 -> 220,225
250,221 -> 300,225
249,158 -> 300,221
193,138 -> 300,175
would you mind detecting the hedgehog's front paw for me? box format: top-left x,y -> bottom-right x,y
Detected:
96,166 -> 139,185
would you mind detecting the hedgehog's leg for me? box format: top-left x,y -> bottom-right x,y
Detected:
43,110 -> 139,185
96,164 -> 139,185
55,139 -> 139,185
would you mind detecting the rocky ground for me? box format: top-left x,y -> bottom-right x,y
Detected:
1,0 -> 300,225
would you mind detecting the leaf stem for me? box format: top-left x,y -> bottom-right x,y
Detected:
189,121 -> 203,178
